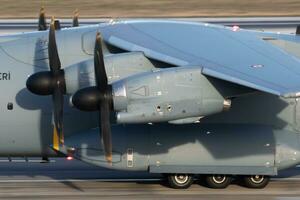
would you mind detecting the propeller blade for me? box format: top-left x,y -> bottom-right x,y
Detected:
48,18 -> 61,74
94,33 -> 108,92
100,97 -> 112,164
94,32 -> 113,163
54,20 -> 61,30
72,32 -> 113,164
53,87 -> 64,143
72,9 -> 79,27
49,18 -> 65,149
27,16 -> 66,152
38,7 -> 47,31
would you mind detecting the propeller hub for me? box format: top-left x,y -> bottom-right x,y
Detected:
26,71 -> 54,95
72,86 -> 113,111
72,87 -> 100,111
26,70 -> 66,96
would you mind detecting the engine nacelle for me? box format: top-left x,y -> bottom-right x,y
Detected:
64,52 -> 155,94
112,66 -> 230,124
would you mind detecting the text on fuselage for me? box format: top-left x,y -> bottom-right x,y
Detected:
0,72 -> 11,80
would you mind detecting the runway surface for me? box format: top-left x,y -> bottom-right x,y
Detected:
0,158 -> 299,199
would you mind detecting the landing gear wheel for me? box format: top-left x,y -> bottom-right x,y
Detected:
205,174 -> 232,189
242,175 -> 270,189
167,174 -> 193,189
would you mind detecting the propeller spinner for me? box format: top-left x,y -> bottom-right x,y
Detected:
27,18 -> 66,150
72,33 -> 113,164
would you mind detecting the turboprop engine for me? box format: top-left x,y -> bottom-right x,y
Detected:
71,33 -> 232,163
73,66 -> 231,124
113,66 -> 230,123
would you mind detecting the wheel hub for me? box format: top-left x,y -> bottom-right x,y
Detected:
174,174 -> 189,184
250,175 -> 264,184
212,175 -> 226,184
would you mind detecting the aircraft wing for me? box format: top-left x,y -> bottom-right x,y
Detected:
100,20 -> 300,97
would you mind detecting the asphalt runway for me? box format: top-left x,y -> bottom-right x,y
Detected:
0,158 -> 298,199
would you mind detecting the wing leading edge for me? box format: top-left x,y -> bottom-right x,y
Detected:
100,20 -> 300,97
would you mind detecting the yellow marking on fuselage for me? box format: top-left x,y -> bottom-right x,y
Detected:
60,131 -> 64,145
53,127 -> 60,151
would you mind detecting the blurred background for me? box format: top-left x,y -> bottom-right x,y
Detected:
0,0 -> 300,18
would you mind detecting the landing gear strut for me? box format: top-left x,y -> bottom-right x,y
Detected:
40,156 -> 50,163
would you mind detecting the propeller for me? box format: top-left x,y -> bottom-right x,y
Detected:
72,9 -> 79,27
38,7 -> 47,31
27,18 -> 66,150
72,33 -> 113,164
54,20 -> 61,30
95,33 -> 113,164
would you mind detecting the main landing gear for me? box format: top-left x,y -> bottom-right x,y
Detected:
165,174 -> 270,189
205,174 -> 232,189
167,174 -> 194,189
241,175 -> 270,189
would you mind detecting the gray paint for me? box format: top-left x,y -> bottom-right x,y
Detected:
100,20 -> 300,97
0,20 -> 299,176
149,165 -> 277,175
64,51 -> 155,93
113,66 -> 226,123
59,123 -> 300,175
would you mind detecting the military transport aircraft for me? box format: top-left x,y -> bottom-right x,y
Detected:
1,8 -> 300,189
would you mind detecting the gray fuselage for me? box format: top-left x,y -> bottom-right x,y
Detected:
0,24 -> 298,175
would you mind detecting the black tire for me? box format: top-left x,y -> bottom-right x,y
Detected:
242,175 -> 270,189
205,174 -> 232,189
167,174 -> 193,189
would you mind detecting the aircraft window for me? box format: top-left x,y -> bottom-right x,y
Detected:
156,106 -> 161,112
7,102 -> 13,110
